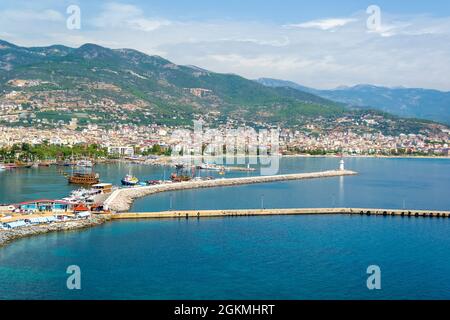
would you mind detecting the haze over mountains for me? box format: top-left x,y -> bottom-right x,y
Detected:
0,39 -> 447,135
257,78 -> 450,125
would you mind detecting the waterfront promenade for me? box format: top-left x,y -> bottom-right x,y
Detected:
113,208 -> 450,219
104,169 -> 358,212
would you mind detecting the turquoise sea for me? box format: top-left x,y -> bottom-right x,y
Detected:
1,157 -> 450,299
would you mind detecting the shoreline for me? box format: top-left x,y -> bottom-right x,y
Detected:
113,154 -> 450,166
0,215 -> 111,247
104,169 -> 358,212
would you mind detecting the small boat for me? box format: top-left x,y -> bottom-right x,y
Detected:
147,180 -> 162,185
121,174 -> 139,186
170,173 -> 191,182
15,161 -> 33,168
76,160 -> 94,168
38,161 -> 51,167
197,163 -> 221,171
0,164 -> 5,171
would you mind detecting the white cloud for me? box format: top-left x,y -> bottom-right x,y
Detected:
1,9 -> 64,22
92,2 -> 171,32
285,18 -> 357,30
1,3 -> 450,91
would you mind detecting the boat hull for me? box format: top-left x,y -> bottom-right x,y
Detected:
68,173 -> 100,185
121,179 -> 139,186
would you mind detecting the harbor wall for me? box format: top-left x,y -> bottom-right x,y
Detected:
104,170 -> 358,212
112,208 -> 450,219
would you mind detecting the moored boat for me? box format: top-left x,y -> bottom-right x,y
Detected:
68,172 -> 100,185
121,174 -> 139,186
76,160 -> 94,168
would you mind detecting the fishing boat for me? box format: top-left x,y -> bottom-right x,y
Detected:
68,172 -> 100,185
121,174 -> 139,186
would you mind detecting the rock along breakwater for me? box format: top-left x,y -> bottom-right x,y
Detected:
0,216 -> 111,247
104,169 -> 358,212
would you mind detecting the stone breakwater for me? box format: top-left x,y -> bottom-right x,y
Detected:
112,208 -> 450,220
104,170 -> 357,212
0,216 -> 111,247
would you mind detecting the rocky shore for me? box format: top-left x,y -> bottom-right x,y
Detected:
105,169 -> 357,212
0,215 -> 111,248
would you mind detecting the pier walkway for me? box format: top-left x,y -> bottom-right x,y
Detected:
112,208 -> 450,219
104,170 -> 357,212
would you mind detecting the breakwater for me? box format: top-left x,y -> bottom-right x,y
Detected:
104,169 -> 358,212
0,216 -> 110,247
112,208 -> 450,219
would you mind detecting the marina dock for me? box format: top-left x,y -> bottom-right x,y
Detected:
112,208 -> 450,219
104,169 -> 358,212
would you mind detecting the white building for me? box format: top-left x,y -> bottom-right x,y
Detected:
107,146 -> 135,157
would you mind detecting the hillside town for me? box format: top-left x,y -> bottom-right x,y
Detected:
0,122 -> 449,157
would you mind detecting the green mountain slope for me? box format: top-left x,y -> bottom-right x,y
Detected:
257,78 -> 450,125
0,40 -> 445,136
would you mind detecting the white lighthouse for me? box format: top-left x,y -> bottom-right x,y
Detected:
339,159 -> 345,171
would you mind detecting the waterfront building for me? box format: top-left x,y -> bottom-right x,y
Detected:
107,146 -> 135,157
14,199 -> 77,213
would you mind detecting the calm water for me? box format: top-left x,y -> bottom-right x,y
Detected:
1,157 -> 450,299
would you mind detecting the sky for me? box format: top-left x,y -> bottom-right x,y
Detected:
1,0 -> 450,90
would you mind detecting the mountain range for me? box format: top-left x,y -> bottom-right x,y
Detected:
257,78 -> 450,125
0,39 -> 446,135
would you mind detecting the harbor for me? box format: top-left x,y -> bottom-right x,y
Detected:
104,169 -> 358,212
2,157 -> 450,249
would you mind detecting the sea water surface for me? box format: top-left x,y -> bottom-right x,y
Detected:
1,157 -> 450,299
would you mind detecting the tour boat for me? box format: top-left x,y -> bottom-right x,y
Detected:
121,174 -> 139,186
68,172 -> 100,185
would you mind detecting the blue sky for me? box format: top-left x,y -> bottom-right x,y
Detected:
1,1 -> 450,90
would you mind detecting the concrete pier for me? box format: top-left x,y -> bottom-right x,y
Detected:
104,170 -> 357,212
112,208 -> 450,220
